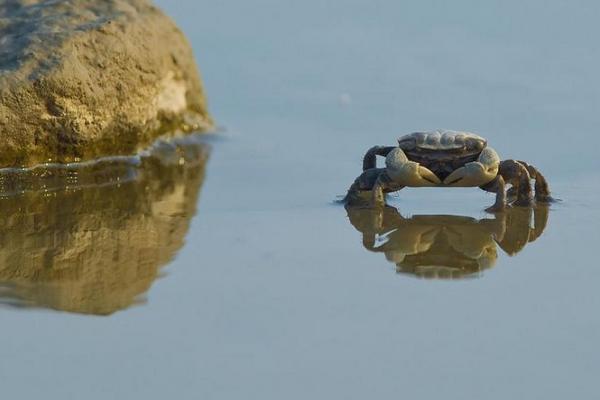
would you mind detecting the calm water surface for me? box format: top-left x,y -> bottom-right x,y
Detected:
2,1 -> 600,399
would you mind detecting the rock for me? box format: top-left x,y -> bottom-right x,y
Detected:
0,0 -> 212,168
0,135 -> 209,315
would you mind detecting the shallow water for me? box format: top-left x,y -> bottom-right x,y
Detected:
2,1 -> 600,399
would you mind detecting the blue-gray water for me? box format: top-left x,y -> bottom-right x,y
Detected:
1,1 -> 599,399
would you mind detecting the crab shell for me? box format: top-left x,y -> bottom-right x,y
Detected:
385,130 -> 500,187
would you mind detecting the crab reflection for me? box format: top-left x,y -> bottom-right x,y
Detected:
346,205 -> 549,279
0,135 -> 209,315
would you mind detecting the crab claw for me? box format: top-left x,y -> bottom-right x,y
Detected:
443,147 -> 500,187
385,148 -> 441,187
416,165 -> 442,185
443,162 -> 488,186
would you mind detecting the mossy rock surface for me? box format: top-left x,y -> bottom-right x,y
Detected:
0,0 -> 212,168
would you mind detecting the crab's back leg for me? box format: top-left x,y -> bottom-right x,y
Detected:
499,160 -> 534,206
344,168 -> 386,204
363,146 -> 396,171
371,171 -> 402,207
517,160 -> 553,202
480,175 -> 507,212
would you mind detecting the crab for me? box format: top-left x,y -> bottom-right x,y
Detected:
345,130 -> 553,211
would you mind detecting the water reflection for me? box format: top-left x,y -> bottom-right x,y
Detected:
0,135 -> 209,315
346,205 -> 549,279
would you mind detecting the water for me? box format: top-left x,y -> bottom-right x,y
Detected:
1,1 -> 599,398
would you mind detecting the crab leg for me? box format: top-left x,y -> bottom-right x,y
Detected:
517,160 -> 553,202
498,160 -> 534,206
371,171 -> 400,207
362,146 -> 396,170
480,175 -> 507,212
344,168 -> 386,203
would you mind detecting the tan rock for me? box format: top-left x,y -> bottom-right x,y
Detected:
0,0 -> 212,168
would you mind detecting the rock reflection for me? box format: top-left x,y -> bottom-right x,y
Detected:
346,205 -> 549,279
0,135 -> 209,315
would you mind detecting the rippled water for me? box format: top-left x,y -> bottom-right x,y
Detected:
2,1 -> 599,399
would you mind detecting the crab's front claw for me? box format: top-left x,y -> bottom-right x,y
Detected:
444,147 -> 500,187
389,161 -> 441,187
444,162 -> 487,186
385,148 -> 441,187
416,165 -> 442,185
